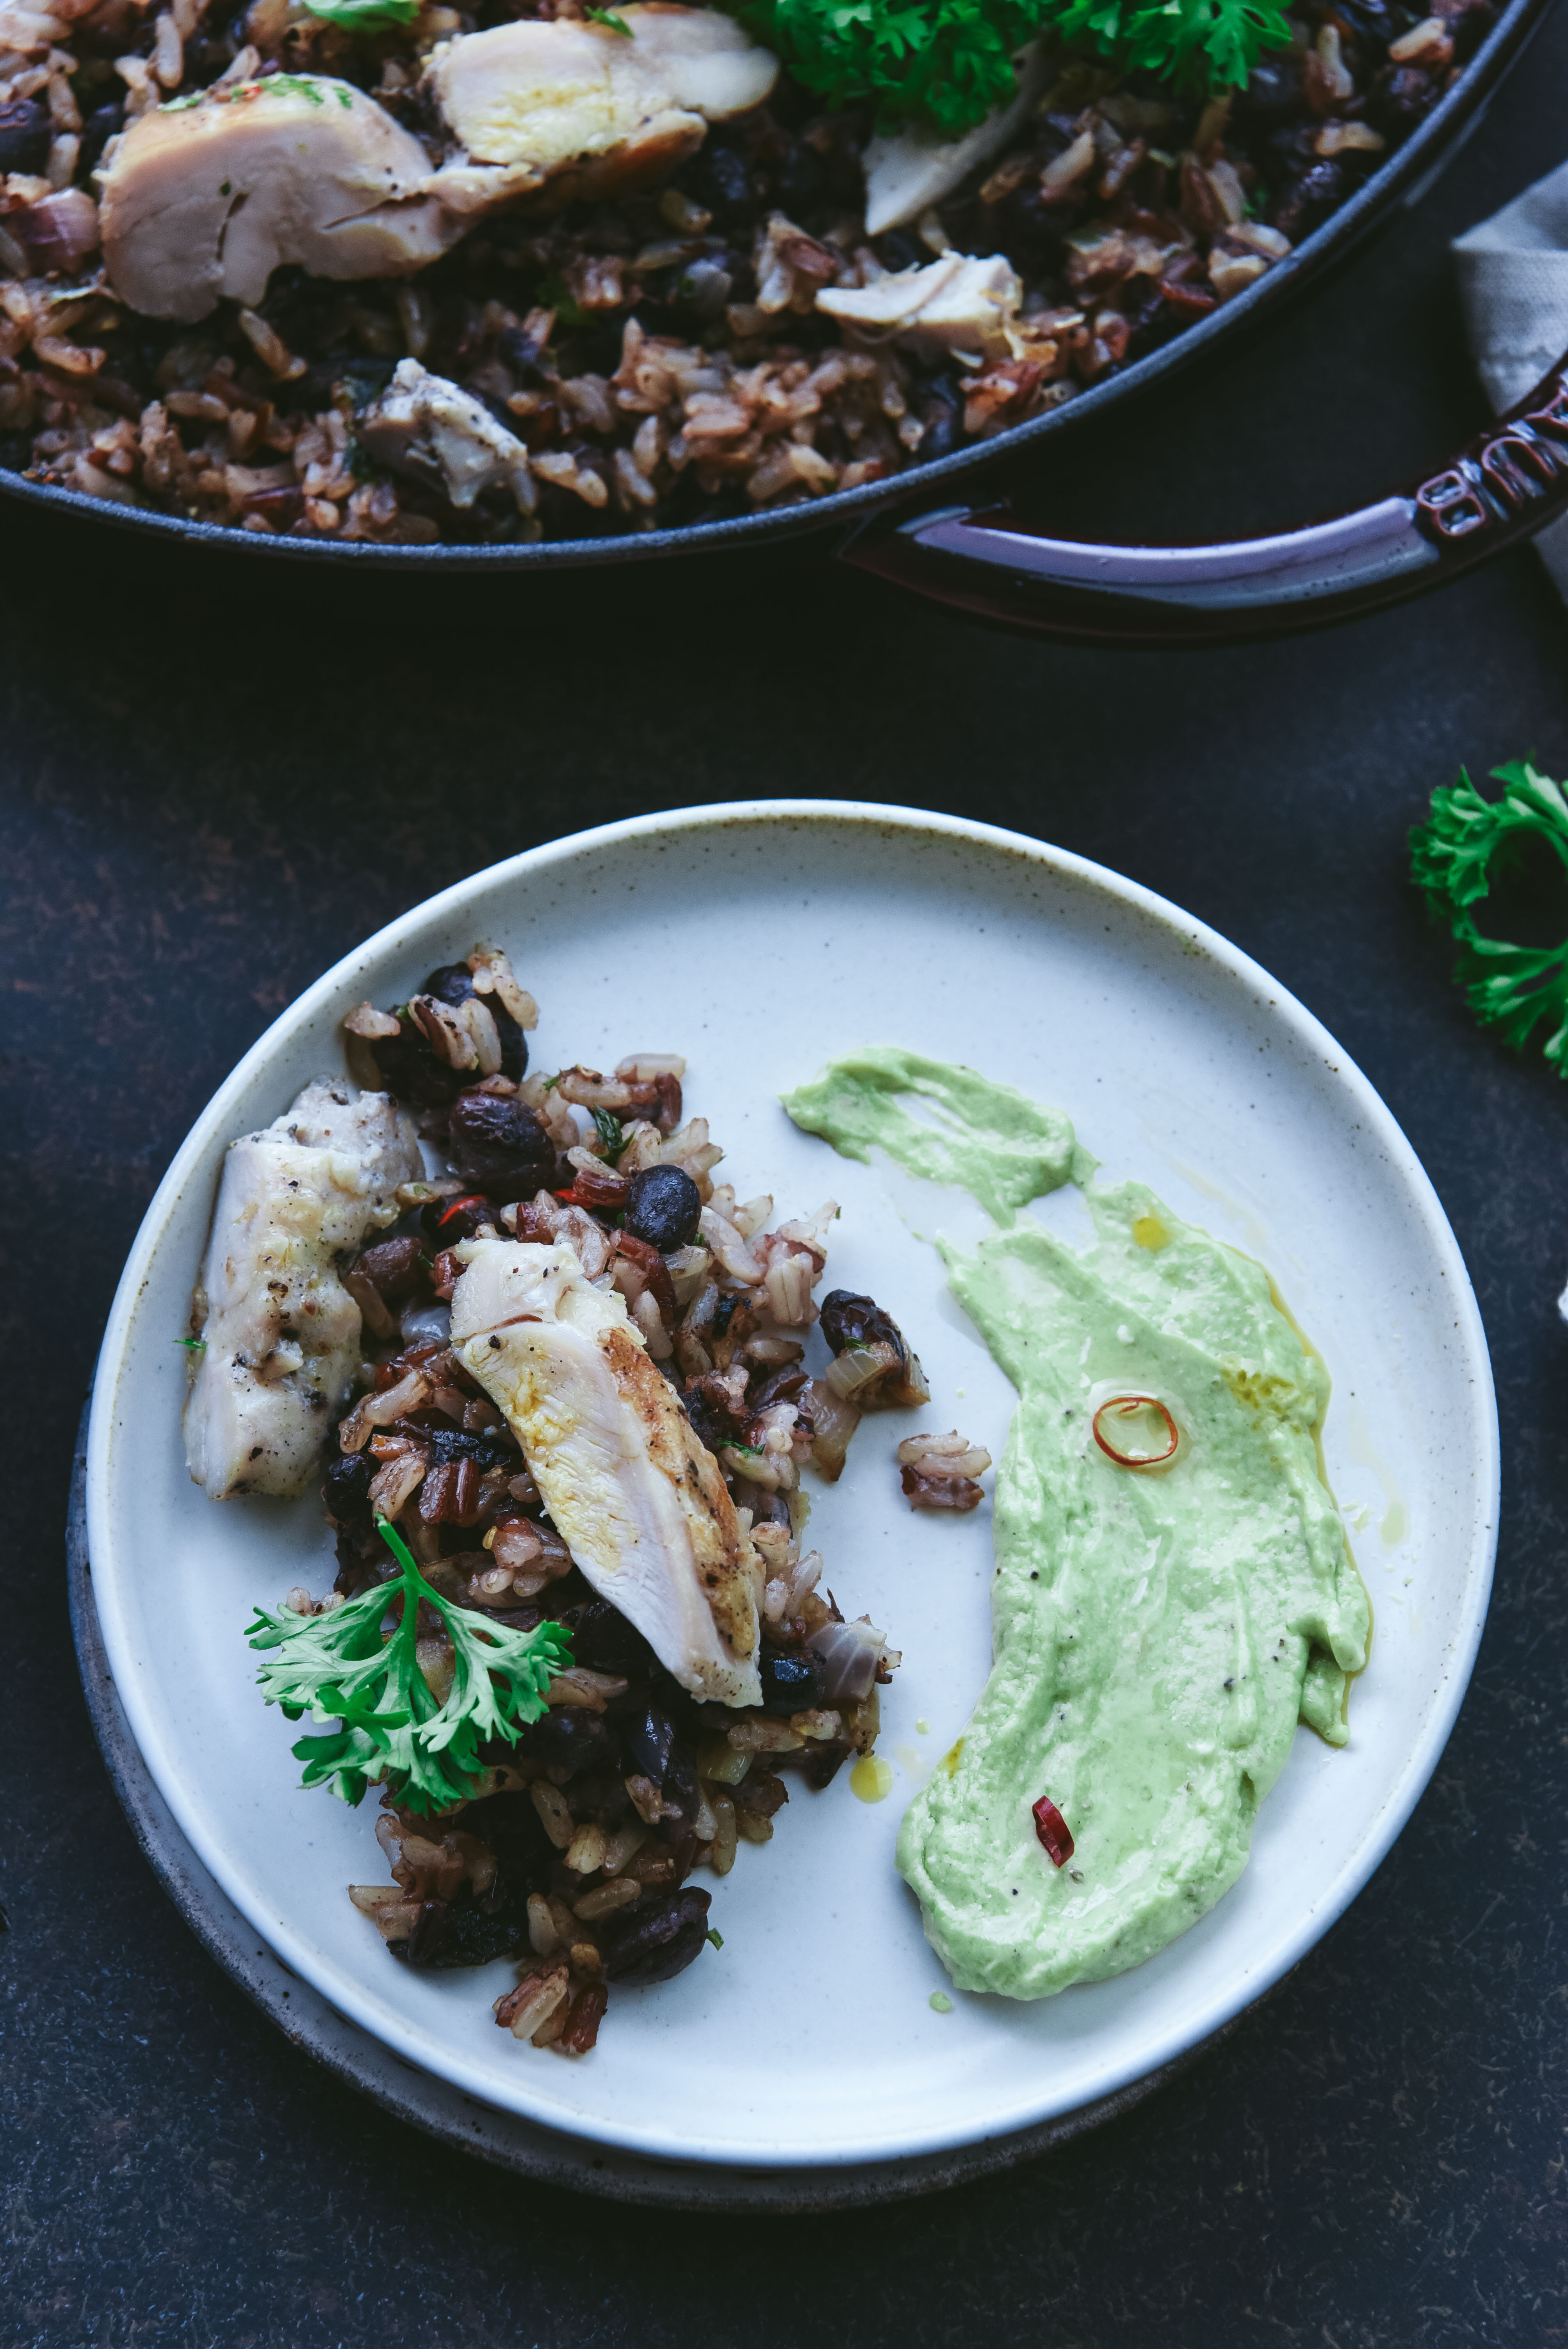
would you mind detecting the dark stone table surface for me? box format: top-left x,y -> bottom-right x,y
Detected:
7,15 -> 1568,2339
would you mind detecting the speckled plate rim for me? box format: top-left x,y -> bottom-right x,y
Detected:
70,1411 -> 1242,2208
82,800 -> 1500,2176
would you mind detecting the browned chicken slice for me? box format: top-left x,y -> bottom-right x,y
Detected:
184,1078 -> 421,1501
100,14 -> 776,322
817,252 -> 1023,360
99,76 -> 465,323
423,6 -> 779,210
451,1238 -> 763,1706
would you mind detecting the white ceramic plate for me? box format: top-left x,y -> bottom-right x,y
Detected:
87,803 -> 1498,2174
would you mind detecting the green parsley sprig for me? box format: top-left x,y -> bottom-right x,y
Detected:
724,0 -> 1291,136
1410,759 -> 1568,1076
536,276 -> 588,327
246,1518 -> 571,1814
301,0 -> 419,29
592,1106 -> 627,1161
1052,0 -> 1291,92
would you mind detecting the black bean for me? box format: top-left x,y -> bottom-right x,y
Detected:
624,1702 -> 701,1837
0,99 -> 50,177
404,1899 -> 450,1966
462,1791 -> 556,1889
354,1233 -> 428,1302
913,371 -> 963,463
758,1646 -> 827,1715
423,961 -> 527,1082
1368,62 -> 1441,139
78,99 -> 123,177
420,1192 -> 497,1244
369,1013 -> 466,1109
819,1289 -> 907,1364
874,229 -> 924,273
777,140 -> 824,210
425,1902 -> 529,1966
657,1742 -> 700,1841
748,1364 -> 808,1414
323,1449 -> 375,1526
446,1089 -> 555,1196
601,1887 -> 713,1986
388,1794 -> 555,1969
333,1531 -> 397,1599
1233,55 -> 1302,125
1268,157 -> 1352,241
686,142 -> 752,226
555,1597 -> 656,1677
499,324 -> 550,383
534,1707 -> 613,1781
1331,0 -> 1397,39
669,256 -> 732,324
626,1700 -> 677,1787
423,1424 -> 513,1472
623,1164 -> 701,1251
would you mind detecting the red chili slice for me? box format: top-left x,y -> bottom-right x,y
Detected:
1032,1795 -> 1074,1867
1092,1393 -> 1180,1468
438,1192 -> 488,1227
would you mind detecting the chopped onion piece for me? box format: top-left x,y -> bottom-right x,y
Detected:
825,1338 -> 901,1399
808,1615 -> 891,1701
807,1376 -> 860,1482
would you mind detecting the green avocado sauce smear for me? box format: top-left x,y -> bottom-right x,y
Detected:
782,1047 -> 1370,2002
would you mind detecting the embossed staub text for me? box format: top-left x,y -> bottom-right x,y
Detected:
1414,377 -> 1568,545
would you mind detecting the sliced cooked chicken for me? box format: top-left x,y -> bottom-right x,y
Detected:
862,42 -> 1047,235
184,1078 -> 421,1501
424,6 -> 779,210
99,76 -> 465,323
451,1238 -> 763,1706
817,252 -> 1023,361
359,359 -> 535,512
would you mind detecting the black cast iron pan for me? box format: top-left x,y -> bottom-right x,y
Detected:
1,0 -> 1559,646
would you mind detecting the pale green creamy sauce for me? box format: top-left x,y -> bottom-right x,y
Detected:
782,1047 -> 1371,2001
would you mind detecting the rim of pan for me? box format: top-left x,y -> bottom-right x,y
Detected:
1,0 -> 1550,571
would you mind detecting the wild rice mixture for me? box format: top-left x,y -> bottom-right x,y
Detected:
311,950 -> 925,2054
0,0 -> 1496,546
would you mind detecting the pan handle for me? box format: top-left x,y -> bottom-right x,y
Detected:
838,351 -> 1568,645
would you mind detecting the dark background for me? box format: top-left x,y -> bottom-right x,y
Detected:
7,6 -> 1568,2335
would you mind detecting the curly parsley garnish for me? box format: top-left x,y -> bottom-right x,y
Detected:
247,1517 -> 571,1814
724,0 -> 1291,135
1410,759 -> 1568,1076
301,0 -> 421,27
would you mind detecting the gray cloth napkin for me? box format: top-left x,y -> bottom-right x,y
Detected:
1454,163 -> 1568,597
